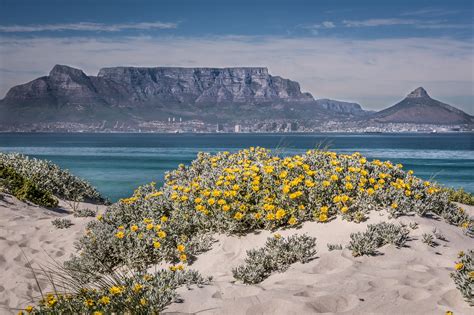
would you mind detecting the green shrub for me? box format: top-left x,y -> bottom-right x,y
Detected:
451,250 -> 473,306
232,234 -> 317,284
443,187 -> 474,205
327,243 -> 343,251
421,233 -> 437,247
0,152 -> 104,203
348,222 -> 410,256
0,164 -> 58,208
73,208 -> 97,218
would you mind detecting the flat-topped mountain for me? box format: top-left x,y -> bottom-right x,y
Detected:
369,87 -> 473,125
1,65 -> 328,125
315,99 -> 368,116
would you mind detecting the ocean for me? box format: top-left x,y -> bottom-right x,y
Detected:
0,132 -> 472,201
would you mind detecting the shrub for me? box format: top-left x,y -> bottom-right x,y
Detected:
68,148 -> 472,276
450,250 -> 473,306
18,267 -> 211,314
73,208 -> 97,218
232,234 -> 317,284
52,218 -> 73,229
443,187 -> 474,205
421,233 -> 437,247
348,222 -> 410,256
0,152 -> 104,203
0,164 -> 58,208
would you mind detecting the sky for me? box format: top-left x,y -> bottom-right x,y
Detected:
0,0 -> 473,113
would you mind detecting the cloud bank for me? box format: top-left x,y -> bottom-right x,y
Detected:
0,35 -> 472,113
0,21 -> 177,33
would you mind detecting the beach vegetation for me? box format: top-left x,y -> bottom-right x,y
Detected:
451,250 -> 473,306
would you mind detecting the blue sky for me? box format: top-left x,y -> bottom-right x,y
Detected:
0,0 -> 473,113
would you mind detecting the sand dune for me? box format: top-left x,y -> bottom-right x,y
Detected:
0,194 -> 106,312
1,193 -> 472,314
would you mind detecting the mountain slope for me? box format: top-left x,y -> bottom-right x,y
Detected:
1,65 -> 330,125
315,99 -> 369,116
369,87 -> 473,124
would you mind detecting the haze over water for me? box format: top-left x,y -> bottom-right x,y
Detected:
1,132 -> 472,201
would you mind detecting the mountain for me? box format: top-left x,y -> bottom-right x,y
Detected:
368,87 -> 473,124
315,99 -> 369,116
1,65 -> 335,125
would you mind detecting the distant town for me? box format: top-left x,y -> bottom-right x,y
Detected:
2,117 -> 472,134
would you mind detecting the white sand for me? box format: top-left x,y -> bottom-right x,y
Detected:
1,193 -> 472,314
0,194 -> 106,312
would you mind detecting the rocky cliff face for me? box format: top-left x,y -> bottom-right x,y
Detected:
1,65 -> 321,124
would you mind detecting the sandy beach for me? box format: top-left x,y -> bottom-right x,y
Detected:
1,193 -> 472,314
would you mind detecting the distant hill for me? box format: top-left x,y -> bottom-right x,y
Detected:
315,99 -> 370,116
0,65 -> 342,125
368,87 -> 473,124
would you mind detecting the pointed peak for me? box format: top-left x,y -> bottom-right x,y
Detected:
406,87 -> 429,98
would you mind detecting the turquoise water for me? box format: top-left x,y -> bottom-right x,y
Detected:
0,133 -> 472,201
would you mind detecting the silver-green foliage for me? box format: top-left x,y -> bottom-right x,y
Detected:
73,208 -> 97,217
421,233 -> 437,247
232,234 -> 317,284
51,218 -> 73,229
348,222 -> 410,256
450,250 -> 473,306
0,152 -> 104,203
327,243 -> 343,251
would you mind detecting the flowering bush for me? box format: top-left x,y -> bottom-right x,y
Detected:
73,208 -> 97,218
0,153 -> 104,203
233,234 -> 317,284
67,148 -> 472,274
348,222 -> 410,256
451,250 -> 473,306
18,268 -> 211,314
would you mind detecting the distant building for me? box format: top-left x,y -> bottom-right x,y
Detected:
216,123 -> 224,132
234,124 -> 241,133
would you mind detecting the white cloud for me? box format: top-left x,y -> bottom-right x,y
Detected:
0,35 -> 472,114
0,21 -> 178,33
343,18 -> 418,27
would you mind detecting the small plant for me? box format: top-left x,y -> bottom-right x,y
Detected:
450,250 -> 473,306
19,265 -> 211,314
347,222 -> 410,257
233,234 -> 317,284
409,222 -> 419,230
327,243 -> 343,251
73,208 -> 97,218
432,228 -> 448,242
421,233 -> 437,247
51,218 -> 73,229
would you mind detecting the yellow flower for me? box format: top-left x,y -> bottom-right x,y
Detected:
341,206 -> 348,213
445,311 -> 453,315
319,213 -> 328,222
322,180 -> 330,187
274,233 -> 282,239
288,217 -> 297,225
330,174 -> 338,181
367,188 -> 375,195
84,299 -> 95,307
320,206 -> 329,213
109,286 -> 124,295
333,195 -> 341,203
275,209 -> 286,220
455,262 -> 464,270
25,306 -> 34,313
99,296 -> 110,305
157,230 -> 167,238
207,198 -> 215,205
391,203 -> 398,209
217,199 -> 226,205
131,225 -> 139,232
341,195 -> 349,202
146,223 -> 154,230
266,213 -> 275,220
133,283 -> 143,292
161,216 -> 168,223
115,231 -> 125,239
279,171 -> 288,179
194,197 -> 202,203
97,214 -> 103,221
153,241 -> 161,249
222,205 -> 230,211
234,212 -> 244,220
177,244 -> 186,252
93,312 -> 103,315
140,298 -> 148,306
179,254 -> 187,261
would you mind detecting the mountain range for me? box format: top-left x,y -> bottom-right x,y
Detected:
0,65 -> 472,127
